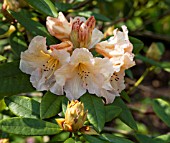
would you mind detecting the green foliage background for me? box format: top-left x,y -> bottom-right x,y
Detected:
0,0 -> 170,142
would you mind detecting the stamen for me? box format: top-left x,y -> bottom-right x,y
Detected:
42,56 -> 59,80
77,63 -> 91,87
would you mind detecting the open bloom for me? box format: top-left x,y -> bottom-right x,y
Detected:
46,12 -> 103,49
20,36 -> 70,91
95,26 -> 135,103
96,25 -> 135,72
50,48 -> 114,101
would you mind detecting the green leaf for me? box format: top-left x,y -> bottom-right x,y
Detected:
0,55 -> 6,61
135,54 -> 165,68
62,97 -> 69,115
9,31 -> 27,59
55,2 -> 73,12
154,134 -> 170,143
120,90 -> 131,103
152,98 -> 170,127
5,95 -> 40,118
0,21 -> 10,35
0,99 -> 6,112
40,91 -> 64,119
0,117 -> 61,135
161,62 -> 170,73
136,134 -> 160,143
129,36 -> 144,54
102,133 -> 134,143
77,11 -> 111,22
51,131 -> 70,142
25,0 -> 58,17
0,62 -> 34,99
10,10 -> 58,45
105,105 -> 122,122
64,138 -> 75,143
113,97 -> 138,130
80,93 -> 105,132
83,135 -> 108,143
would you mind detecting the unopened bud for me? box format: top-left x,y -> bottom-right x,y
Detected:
70,16 -> 96,49
56,100 -> 87,132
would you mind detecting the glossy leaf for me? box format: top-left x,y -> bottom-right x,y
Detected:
5,95 -> 40,118
9,31 -> 27,59
55,2 -> 73,12
51,131 -> 70,142
129,36 -> 144,54
0,62 -> 35,99
120,90 -> 131,103
83,135 -> 108,143
105,105 -> 122,122
102,133 -> 134,143
136,134 -> 160,143
152,99 -> 170,127
0,55 -> 6,61
40,91 -> 64,119
0,117 -> 61,135
154,134 -> 170,143
0,21 -> 10,35
80,93 -> 105,132
64,138 -> 75,143
25,0 -> 58,17
135,54 -> 168,68
113,97 -> 138,130
10,10 -> 57,45
62,97 -> 69,115
0,99 -> 6,112
77,11 -> 111,22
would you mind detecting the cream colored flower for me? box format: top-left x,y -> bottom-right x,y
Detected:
95,69 -> 125,104
20,36 -> 70,92
50,48 -> 114,101
95,26 -> 135,103
46,12 -> 103,49
96,25 -> 135,72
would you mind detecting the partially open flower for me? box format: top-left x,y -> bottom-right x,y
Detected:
56,100 -> 87,132
46,12 -> 103,49
70,16 -> 96,48
46,12 -> 72,41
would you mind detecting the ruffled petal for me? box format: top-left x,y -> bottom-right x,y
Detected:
51,64 -> 73,95
46,12 -> 72,41
89,28 -> 103,49
30,68 -> 55,91
70,48 -> 93,65
20,36 -> 50,74
50,40 -> 73,52
64,71 -> 86,100
110,70 -> 125,93
51,49 -> 70,66
98,89 -> 120,104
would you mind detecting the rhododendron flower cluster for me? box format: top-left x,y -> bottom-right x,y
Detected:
20,12 -> 135,104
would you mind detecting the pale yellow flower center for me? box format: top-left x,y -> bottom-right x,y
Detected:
42,56 -> 59,80
77,63 -> 91,86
